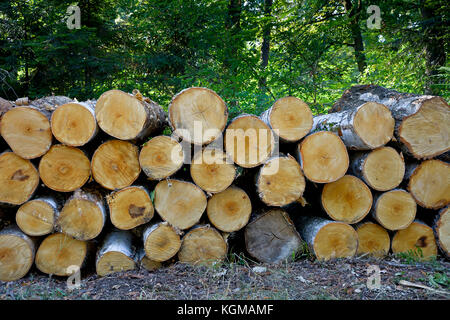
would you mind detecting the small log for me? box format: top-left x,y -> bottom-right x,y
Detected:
154,179 -> 207,230
139,135 -> 184,180
95,89 -> 166,140
107,186 -> 154,230
297,131 -> 349,183
433,206 -> 449,259
178,225 -> 227,265
349,146 -> 405,191
256,154 -> 305,207
39,144 -> 91,192
143,222 -> 181,262
91,140 -> 141,190
35,232 -> 88,276
371,189 -> 416,231
355,222 -> 390,258
312,102 -> 394,150
136,248 -> 162,271
224,114 -> 275,168
260,96 -> 313,142
51,101 -> 98,146
296,216 -> 358,261
169,87 -> 228,145
321,175 -> 372,224
391,220 -> 438,259
245,209 -> 302,263
206,186 -> 252,232
191,147 -> 237,193
406,159 -> 449,209
0,151 -> 39,206
56,189 -> 106,240
96,230 -> 136,277
16,197 -> 60,236
0,225 -> 35,281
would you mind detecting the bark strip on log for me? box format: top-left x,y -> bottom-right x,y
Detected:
355,222 -> 390,258
433,206 -> 449,259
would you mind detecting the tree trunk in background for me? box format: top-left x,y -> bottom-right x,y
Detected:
343,0 -> 367,73
259,0 -> 273,92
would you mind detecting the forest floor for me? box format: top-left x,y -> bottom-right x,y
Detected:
1,255 -> 449,300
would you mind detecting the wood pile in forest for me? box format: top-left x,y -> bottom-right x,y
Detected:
0,85 -> 448,282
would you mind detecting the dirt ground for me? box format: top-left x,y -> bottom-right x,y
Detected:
1,255 -> 449,300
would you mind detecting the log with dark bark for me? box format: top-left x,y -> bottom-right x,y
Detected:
143,221 -> 181,262
95,89 -> 166,141
245,209 -> 302,263
16,197 -> 61,236
355,222 -> 390,258
433,206 -> 449,259
330,85 -> 450,159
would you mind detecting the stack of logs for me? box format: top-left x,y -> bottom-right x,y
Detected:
0,85 -> 448,282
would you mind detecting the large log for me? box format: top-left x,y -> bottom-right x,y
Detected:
330,85 -> 450,159
224,114 -> 275,168
178,225 -> 227,265
371,189 -> 416,231
169,87 -> 228,145
96,230 -> 136,277
296,216 -> 358,261
260,96 -> 313,143
355,222 -> 390,258
107,186 -> 154,230
434,206 -> 449,259
139,135 -> 184,180
95,89 -> 166,141
38,144 -> 91,192
406,159 -> 449,209
391,220 -> 438,260
0,151 -> 39,206
91,140 -> 141,190
312,102 -> 394,150
0,225 -> 35,281
143,221 -> 181,262
35,232 -> 88,276
206,186 -> 252,232
154,179 -> 207,230
16,196 -> 61,236
349,146 -> 405,191
245,209 -> 302,263
256,154 -> 305,207
296,131 -> 349,183
321,175 -> 372,224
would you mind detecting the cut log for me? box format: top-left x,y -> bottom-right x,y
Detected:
39,144 -> 91,192
245,209 -> 302,263
321,175 -> 372,224
206,186 -> 252,232
169,87 -> 228,145
51,101 -> 98,146
136,248 -> 162,271
16,197 -> 60,236
143,222 -> 181,262
331,85 -> 450,159
224,114 -> 275,168
96,230 -> 136,277
190,148 -> 236,193
139,135 -> 184,180
56,189 -> 106,240
371,189 -> 416,231
312,102 -> 394,150
391,220 -> 438,259
297,131 -> 349,183
406,159 -> 449,209
95,89 -> 166,140
349,147 -> 405,191
260,96 -> 313,142
178,225 -> 227,265
355,222 -> 390,258
256,155 -> 305,207
0,151 -> 39,206
434,206 -> 449,259
296,216 -> 358,261
154,179 -> 207,230
91,140 -> 141,190
35,232 -> 88,276
0,225 -> 35,281
107,186 -> 154,230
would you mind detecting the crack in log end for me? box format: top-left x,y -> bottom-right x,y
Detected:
416,236 -> 427,248
128,204 -> 145,218
11,170 -> 29,181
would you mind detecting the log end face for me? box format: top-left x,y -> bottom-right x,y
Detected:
96,251 -> 136,277
0,233 -> 34,281
392,221 -> 438,260
356,222 -> 390,258
363,147 -> 405,191
313,222 -> 358,261
375,190 -> 416,231
16,200 -> 55,236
